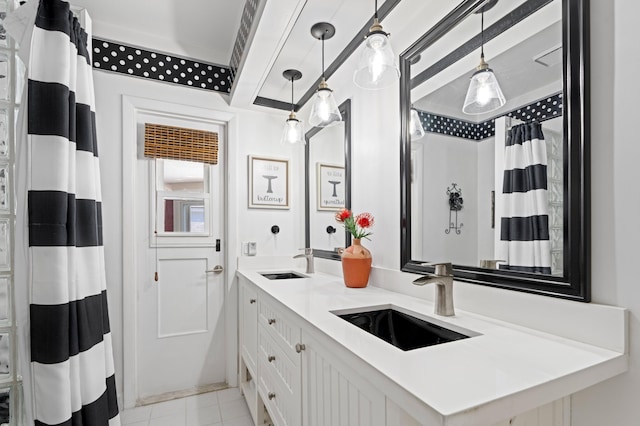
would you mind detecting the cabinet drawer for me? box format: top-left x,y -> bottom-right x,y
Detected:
259,323 -> 301,396
258,296 -> 302,357
258,349 -> 301,426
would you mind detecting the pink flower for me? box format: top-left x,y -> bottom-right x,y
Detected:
335,209 -> 375,240
335,208 -> 352,223
356,212 -> 374,229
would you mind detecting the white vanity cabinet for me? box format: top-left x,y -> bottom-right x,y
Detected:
239,278 -> 385,426
236,269 -> 624,426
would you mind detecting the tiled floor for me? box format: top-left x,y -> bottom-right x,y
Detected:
120,387 -> 253,426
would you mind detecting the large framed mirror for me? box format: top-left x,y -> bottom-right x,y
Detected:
305,99 -> 351,260
400,0 -> 590,300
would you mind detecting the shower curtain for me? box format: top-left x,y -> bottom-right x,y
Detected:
5,1 -> 120,424
498,122 -> 552,274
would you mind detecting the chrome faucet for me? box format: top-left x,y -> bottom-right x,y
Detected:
412,262 -> 455,316
294,248 -> 314,274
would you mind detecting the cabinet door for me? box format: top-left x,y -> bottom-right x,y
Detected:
259,325 -> 302,426
239,277 -> 258,375
301,331 -> 385,426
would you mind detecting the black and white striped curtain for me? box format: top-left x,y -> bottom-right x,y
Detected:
498,122 -> 551,274
6,0 -> 120,424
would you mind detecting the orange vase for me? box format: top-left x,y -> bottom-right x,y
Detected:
340,239 -> 372,288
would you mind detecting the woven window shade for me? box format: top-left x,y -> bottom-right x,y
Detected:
144,123 -> 218,165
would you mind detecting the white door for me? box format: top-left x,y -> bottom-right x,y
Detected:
135,119 -> 226,403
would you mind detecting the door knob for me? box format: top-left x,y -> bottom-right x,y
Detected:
268,392 -> 276,400
268,355 -> 276,362
205,265 -> 224,273
295,343 -> 306,353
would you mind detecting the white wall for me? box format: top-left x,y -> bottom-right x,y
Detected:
308,123 -> 345,251
569,0 -> 640,424
93,71 -> 303,400
299,0 -> 640,424
415,133 -> 478,265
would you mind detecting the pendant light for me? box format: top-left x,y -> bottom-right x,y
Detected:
309,22 -> 342,128
281,69 -> 305,144
462,2 -> 506,115
353,0 -> 400,89
409,107 -> 425,140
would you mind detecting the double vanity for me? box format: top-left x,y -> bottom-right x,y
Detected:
236,257 -> 627,426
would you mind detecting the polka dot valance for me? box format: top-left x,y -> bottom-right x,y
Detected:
92,38 -> 233,93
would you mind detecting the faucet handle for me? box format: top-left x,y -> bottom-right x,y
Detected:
420,262 -> 452,276
479,259 -> 505,269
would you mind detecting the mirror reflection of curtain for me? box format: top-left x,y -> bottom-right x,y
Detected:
498,122 -> 551,274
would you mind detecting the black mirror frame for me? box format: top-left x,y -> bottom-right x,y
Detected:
305,99 -> 352,260
399,0 -> 590,301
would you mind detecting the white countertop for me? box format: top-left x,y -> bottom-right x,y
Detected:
237,267 -> 627,425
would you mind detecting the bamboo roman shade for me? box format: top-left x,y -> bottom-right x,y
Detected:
144,123 -> 218,164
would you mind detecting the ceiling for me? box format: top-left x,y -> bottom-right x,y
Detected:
71,0 -> 563,116
71,0 -> 245,65
71,0 -> 401,110
254,0 -> 382,104
414,20 -> 563,122
412,0 -> 563,122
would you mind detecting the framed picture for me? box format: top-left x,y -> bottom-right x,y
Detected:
249,156 -> 289,209
317,163 -> 345,211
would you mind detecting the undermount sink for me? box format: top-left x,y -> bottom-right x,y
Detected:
260,271 -> 307,280
336,308 -> 471,351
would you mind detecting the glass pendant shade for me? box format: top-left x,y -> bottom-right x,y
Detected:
463,7 -> 506,115
281,68 -> 304,144
462,67 -> 506,114
354,28 -> 399,89
309,23 -> 342,127
309,84 -> 342,128
409,108 -> 425,140
281,113 -> 305,144
462,68 -> 507,114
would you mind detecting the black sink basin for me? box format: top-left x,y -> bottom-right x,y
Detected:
260,272 -> 306,280
337,308 -> 470,351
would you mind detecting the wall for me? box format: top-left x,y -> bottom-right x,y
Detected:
92,71 -> 301,400
569,0 -> 640,424
308,123 -> 345,251
414,133 -> 479,265
300,0 -> 640,424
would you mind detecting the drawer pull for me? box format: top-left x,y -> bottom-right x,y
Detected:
267,355 -> 276,363
295,343 -> 306,353
249,299 -> 256,304
268,318 -> 276,325
268,392 -> 276,400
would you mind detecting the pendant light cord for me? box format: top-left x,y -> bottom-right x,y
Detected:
290,76 -> 294,111
321,35 -> 326,79
374,0 -> 378,19
480,11 -> 485,59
